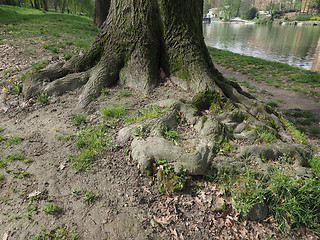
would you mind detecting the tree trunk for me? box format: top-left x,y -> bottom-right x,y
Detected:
34,0 -> 40,9
23,0 -> 252,107
41,0 -> 48,11
61,0 -> 66,13
93,0 -> 110,27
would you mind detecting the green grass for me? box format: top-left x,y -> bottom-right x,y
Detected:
256,127 -> 278,143
67,124 -> 113,171
30,226 -> 77,240
31,59 -> 48,70
284,110 -> 319,136
0,5 -> 98,54
212,161 -> 320,232
6,136 -> 22,146
118,89 -> 131,97
43,203 -> 58,214
71,113 -> 87,126
7,151 -> 24,161
159,125 -> 179,145
82,190 -> 99,204
34,93 -> 49,105
208,47 -> 320,99
266,101 -> 278,108
125,105 -> 169,125
100,105 -> 127,120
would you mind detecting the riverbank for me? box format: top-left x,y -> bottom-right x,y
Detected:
274,20 -> 320,26
208,47 -> 320,99
206,18 -> 320,26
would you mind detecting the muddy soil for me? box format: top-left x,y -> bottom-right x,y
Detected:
0,48 -> 319,239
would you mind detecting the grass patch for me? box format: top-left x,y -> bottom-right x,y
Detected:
266,101 -> 278,108
233,167 -> 320,231
210,160 -> 320,233
43,203 -> 58,214
256,127 -> 278,143
83,190 -> 99,204
125,105 -> 169,125
71,113 -> 87,126
30,225 -> 77,240
6,136 -> 22,146
100,104 -> 127,121
159,125 -> 180,145
71,189 -> 99,204
31,59 -> 48,70
0,5 -> 98,57
67,124 -> 113,171
118,89 -> 131,97
34,93 -> 49,105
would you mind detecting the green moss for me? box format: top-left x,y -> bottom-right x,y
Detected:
231,111 -> 248,123
157,168 -> 187,194
191,90 -> 223,113
256,126 -> 278,143
202,115 -> 208,123
262,115 -> 277,129
209,98 -> 235,114
169,55 -> 190,81
244,124 -> 255,131
144,160 -> 154,176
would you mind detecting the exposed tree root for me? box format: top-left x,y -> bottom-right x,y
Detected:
116,99 -> 313,177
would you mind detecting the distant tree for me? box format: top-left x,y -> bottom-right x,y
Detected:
41,0 -> 48,11
240,0 -> 253,18
245,6 -> 258,19
316,0 -> 320,12
219,0 -> 241,19
93,0 -> 110,27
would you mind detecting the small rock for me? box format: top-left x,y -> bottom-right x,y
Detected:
211,197 -> 225,212
247,202 -> 268,221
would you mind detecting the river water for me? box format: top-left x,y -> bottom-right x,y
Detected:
203,22 -> 320,71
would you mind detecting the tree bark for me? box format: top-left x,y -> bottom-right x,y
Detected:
34,0 -> 40,9
93,0 -> 110,27
41,0 -> 48,11
23,0 -> 249,107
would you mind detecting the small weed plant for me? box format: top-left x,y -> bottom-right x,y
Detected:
31,59 -> 48,70
83,190 -> 99,204
71,113 -> 87,126
100,104 -> 127,121
43,203 -> 58,214
159,125 -> 179,145
71,189 -> 99,204
134,125 -> 148,138
118,89 -> 131,97
35,93 -> 49,105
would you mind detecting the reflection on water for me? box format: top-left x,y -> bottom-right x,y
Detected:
203,23 -> 320,70
311,38 -> 320,71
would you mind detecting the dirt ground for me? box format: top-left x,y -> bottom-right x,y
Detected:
0,45 -> 319,239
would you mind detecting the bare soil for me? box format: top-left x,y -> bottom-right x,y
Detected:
0,46 -> 319,239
